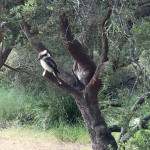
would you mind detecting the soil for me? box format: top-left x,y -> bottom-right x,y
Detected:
0,128 -> 92,150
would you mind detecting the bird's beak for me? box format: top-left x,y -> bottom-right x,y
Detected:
37,57 -> 40,61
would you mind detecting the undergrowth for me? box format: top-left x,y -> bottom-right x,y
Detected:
0,85 -> 149,149
0,85 -> 90,143
0,85 -> 81,128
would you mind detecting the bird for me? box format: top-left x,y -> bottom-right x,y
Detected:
37,50 -> 62,84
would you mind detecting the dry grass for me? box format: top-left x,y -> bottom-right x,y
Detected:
0,127 -> 92,150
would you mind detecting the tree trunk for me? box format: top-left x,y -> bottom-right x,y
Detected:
75,96 -> 118,150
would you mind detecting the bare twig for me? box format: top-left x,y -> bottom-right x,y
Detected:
3,63 -> 31,75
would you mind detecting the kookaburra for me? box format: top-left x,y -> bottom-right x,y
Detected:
37,50 -> 62,84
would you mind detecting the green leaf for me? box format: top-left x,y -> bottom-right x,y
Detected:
46,6 -> 54,11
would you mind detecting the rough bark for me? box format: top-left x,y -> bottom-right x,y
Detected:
76,97 -> 117,150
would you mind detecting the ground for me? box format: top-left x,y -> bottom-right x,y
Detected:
0,127 -> 92,150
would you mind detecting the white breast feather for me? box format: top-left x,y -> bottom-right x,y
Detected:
40,59 -> 53,73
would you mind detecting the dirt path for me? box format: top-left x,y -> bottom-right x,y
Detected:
0,128 -> 92,150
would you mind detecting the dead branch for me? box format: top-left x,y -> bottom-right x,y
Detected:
109,114 -> 150,133
131,93 -> 150,111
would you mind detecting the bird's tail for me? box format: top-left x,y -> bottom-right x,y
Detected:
53,72 -> 62,84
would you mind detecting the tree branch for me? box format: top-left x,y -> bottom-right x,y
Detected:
0,0 -> 11,69
85,61 -> 110,101
20,21 -> 48,53
0,21 -> 6,43
109,125 -> 121,132
101,8 -> 112,29
59,12 -> 96,85
119,114 -> 150,142
3,63 -> 31,75
137,0 -> 150,6
109,114 -> 150,132
118,93 -> 150,142
141,115 -> 150,129
128,0 -> 150,6
101,8 -> 112,63
20,20 -> 84,98
131,93 -> 150,111
105,0 -> 150,7
100,103 -> 122,110
85,8 -> 112,97
44,71 -> 83,99
0,48 -> 12,69
106,93 -> 150,137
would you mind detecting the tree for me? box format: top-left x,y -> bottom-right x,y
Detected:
1,0 -> 150,149
20,5 -> 118,150
20,0 -> 150,149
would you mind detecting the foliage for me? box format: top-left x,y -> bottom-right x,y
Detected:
0,85 -> 81,128
127,129 -> 150,150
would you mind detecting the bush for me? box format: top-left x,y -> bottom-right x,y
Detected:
0,85 -> 82,128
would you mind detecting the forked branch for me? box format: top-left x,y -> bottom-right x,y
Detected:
59,12 -> 96,85
20,20 -> 83,98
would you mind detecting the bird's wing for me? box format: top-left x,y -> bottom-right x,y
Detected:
44,57 -> 58,70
